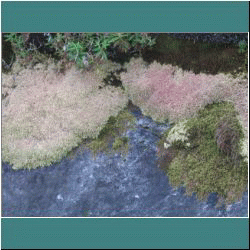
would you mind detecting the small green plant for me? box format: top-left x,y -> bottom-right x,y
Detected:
93,35 -> 111,60
67,41 -> 88,67
237,40 -> 249,72
3,33 -> 54,70
47,33 -> 156,67
238,40 -> 248,54
105,33 -> 131,54
4,33 -> 29,58
46,32 -> 67,58
3,32 -> 156,69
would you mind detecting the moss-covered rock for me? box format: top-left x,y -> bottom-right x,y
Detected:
158,101 -> 248,206
112,136 -> 129,152
85,108 -> 136,159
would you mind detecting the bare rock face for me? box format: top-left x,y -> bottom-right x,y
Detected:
215,119 -> 240,159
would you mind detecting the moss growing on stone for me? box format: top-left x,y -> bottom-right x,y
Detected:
86,108 -> 136,158
158,101 -> 248,206
112,136 -> 129,152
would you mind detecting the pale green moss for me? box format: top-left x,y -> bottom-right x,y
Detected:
239,136 -> 248,163
87,139 -> 108,158
164,120 -> 191,149
236,114 -> 248,164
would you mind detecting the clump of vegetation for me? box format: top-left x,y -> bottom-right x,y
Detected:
3,33 -> 54,71
3,33 -> 156,71
112,136 -> 129,153
215,117 -> 241,160
86,109 -> 136,158
120,58 -> 234,123
1,65 -> 129,170
157,101 -> 248,206
238,40 -> 248,54
4,33 -> 29,58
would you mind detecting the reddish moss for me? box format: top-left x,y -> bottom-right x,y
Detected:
215,118 -> 241,160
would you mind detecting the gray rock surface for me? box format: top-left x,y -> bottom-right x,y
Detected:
2,104 -> 248,217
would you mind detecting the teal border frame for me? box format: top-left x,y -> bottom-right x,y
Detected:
1,218 -> 249,249
1,1 -> 249,32
1,1 -> 249,249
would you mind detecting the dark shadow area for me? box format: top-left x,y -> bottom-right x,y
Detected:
141,33 -> 247,75
2,34 -> 15,72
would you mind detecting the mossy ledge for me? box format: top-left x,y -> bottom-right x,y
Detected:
63,107 -> 136,162
157,101 -> 248,206
82,108 -> 136,159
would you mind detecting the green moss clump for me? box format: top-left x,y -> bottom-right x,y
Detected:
159,101 -> 248,206
112,136 -> 129,155
97,116 -> 118,140
86,108 -> 136,158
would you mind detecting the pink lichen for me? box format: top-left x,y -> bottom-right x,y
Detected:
121,58 -> 234,123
